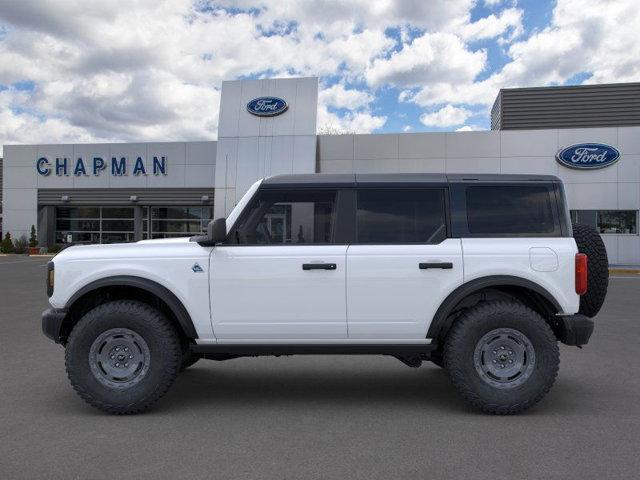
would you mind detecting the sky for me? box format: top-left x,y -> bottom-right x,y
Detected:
0,0 -> 638,154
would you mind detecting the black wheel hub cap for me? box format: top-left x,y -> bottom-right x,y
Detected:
89,328 -> 151,389
473,328 -> 535,389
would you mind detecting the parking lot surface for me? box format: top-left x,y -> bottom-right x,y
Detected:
1,255 -> 640,479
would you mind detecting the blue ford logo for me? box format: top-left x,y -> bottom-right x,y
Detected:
556,143 -> 620,170
247,97 -> 288,117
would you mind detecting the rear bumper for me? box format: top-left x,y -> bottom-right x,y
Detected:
555,314 -> 594,346
42,308 -> 68,344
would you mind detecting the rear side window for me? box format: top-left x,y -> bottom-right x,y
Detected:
466,185 -> 556,234
356,189 -> 447,243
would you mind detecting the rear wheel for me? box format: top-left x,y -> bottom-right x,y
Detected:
444,301 -> 559,414
65,300 -> 181,414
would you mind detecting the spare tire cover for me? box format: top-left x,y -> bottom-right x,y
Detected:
572,223 -> 609,317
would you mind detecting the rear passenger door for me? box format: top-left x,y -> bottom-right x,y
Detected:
346,188 -> 463,340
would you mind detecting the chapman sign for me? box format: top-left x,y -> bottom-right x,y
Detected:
556,143 -> 620,170
36,156 -> 168,177
246,97 -> 288,117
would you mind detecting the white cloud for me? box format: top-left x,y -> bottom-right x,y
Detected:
366,32 -> 486,88
459,8 -> 523,42
404,0 -> 640,111
402,125 -> 413,132
484,0 -> 507,7
420,105 -> 472,127
317,82 -> 384,133
317,106 -> 386,134
0,0 -> 638,147
456,125 -> 484,132
319,84 -> 373,110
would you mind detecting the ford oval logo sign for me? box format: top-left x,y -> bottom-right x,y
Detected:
556,143 -> 620,170
247,97 -> 288,117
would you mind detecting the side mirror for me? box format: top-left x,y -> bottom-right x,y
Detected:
208,218 -> 227,244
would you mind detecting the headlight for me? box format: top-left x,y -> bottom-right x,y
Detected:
47,262 -> 54,297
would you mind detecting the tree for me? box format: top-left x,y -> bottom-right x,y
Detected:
29,225 -> 38,248
1,232 -> 15,253
317,123 -> 355,135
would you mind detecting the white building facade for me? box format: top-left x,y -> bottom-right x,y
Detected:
2,77 -> 639,264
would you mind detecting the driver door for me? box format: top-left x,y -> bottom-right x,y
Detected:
210,188 -> 348,340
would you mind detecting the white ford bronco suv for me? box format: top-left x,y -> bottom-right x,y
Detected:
42,174 -> 608,414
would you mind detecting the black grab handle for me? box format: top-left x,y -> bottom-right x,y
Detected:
419,262 -> 453,270
302,263 -> 337,271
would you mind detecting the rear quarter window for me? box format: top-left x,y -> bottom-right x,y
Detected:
465,185 -> 557,235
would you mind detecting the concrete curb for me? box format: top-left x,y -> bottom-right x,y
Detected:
609,268 -> 640,275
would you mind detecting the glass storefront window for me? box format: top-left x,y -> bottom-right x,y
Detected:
570,210 -> 638,234
145,206 -> 213,239
55,206 -> 135,244
55,205 -> 214,244
597,210 -> 637,234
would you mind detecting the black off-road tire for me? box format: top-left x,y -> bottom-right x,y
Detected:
572,223 -> 609,317
180,349 -> 201,371
430,350 -> 444,368
65,300 -> 181,414
444,301 -> 559,415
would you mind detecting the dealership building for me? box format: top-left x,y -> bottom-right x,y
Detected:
1,78 -> 640,264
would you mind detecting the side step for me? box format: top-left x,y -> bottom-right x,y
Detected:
191,343 -> 437,357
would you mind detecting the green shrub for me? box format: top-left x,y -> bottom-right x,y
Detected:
47,244 -> 63,254
29,225 -> 38,248
13,235 -> 29,254
1,233 -> 15,253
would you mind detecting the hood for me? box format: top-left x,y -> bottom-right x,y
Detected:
53,237 -> 203,262
136,237 -> 192,244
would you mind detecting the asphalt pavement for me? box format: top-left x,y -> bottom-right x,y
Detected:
1,255 -> 639,479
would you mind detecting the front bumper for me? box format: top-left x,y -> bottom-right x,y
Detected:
42,308 -> 68,344
555,314 -> 594,346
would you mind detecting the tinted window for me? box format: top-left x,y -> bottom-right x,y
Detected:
233,190 -> 336,244
466,186 -> 555,234
356,189 -> 446,243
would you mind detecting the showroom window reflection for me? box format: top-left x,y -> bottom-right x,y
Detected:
570,210 -> 638,235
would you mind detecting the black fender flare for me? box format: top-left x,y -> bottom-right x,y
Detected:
426,275 -> 562,341
65,275 -> 198,338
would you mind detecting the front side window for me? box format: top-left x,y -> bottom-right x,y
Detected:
466,185 -> 556,235
356,188 -> 447,243
232,190 -> 337,245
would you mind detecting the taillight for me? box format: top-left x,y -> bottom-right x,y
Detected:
47,261 -> 54,297
575,253 -> 588,295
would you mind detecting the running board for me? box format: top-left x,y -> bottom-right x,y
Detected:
191,343 -> 437,357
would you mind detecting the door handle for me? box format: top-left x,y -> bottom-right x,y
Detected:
419,262 -> 453,270
302,263 -> 337,271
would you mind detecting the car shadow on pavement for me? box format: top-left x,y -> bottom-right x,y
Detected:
156,362 -> 480,415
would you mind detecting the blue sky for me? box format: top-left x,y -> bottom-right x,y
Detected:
0,0 -> 637,150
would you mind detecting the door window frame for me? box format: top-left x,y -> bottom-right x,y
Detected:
352,186 -> 451,245
224,187 -> 349,246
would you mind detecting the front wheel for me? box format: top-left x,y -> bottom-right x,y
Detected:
65,300 -> 181,414
444,301 -> 559,414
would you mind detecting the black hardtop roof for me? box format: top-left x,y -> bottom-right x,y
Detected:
262,173 -> 560,188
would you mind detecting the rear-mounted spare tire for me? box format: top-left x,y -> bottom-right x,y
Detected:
572,223 -> 609,317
